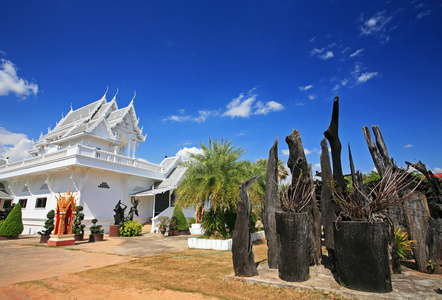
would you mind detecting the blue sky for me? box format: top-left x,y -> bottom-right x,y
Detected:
1,1 -> 441,174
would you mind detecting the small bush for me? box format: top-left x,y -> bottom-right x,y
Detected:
169,216 -> 178,231
188,217 -> 196,226
38,210 -> 55,236
173,204 -> 189,231
201,207 -> 227,238
0,203 -> 23,237
0,220 -> 4,229
224,208 -> 236,232
90,218 -> 104,235
394,225 -> 414,260
119,220 -> 142,237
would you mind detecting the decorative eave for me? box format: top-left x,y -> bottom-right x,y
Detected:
49,132 -> 123,146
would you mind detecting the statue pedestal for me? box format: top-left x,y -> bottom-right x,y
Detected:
47,234 -> 75,246
109,225 -> 120,237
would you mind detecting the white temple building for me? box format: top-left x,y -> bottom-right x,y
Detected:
0,91 -> 189,234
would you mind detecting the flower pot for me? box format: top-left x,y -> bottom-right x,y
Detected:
40,235 -> 50,243
275,210 -> 309,282
109,225 -> 120,237
74,233 -> 84,241
333,221 -> 392,293
89,233 -> 104,242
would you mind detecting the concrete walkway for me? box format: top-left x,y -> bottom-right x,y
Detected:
227,262 -> 442,299
0,233 -> 190,287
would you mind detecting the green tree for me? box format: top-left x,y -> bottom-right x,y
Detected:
176,138 -> 246,210
0,203 -> 23,237
363,170 -> 381,184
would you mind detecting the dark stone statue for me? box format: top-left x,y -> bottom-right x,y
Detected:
232,175 -> 259,277
113,200 -> 127,225
127,198 -> 139,221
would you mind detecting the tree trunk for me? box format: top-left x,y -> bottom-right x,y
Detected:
403,191 -> 441,273
285,129 -> 321,265
324,96 -> 346,192
232,176 -> 259,277
362,126 -> 384,177
263,137 -> 280,269
320,138 -> 340,268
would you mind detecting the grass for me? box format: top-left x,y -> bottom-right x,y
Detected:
4,240 -> 346,299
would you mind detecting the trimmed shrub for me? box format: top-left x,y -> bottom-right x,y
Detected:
72,206 -> 85,235
0,220 -> 4,229
173,204 -> 189,231
0,203 -> 23,237
119,220 -> 142,237
188,217 -> 196,226
38,210 -> 55,236
90,218 -> 104,235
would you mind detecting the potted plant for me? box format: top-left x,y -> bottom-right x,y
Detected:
157,216 -> 170,235
168,216 -> 179,236
38,209 -> 55,243
275,177 -> 314,282
89,218 -> 104,242
331,166 -> 420,293
0,203 -> 24,240
72,206 -> 85,241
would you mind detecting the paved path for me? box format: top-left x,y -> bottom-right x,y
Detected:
227,262 -> 442,299
0,233 -> 190,287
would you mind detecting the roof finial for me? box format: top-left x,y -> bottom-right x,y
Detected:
112,88 -> 119,101
101,86 -> 109,101
130,91 -> 136,105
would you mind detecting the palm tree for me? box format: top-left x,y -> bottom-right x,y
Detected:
278,159 -> 289,182
176,138 -> 247,210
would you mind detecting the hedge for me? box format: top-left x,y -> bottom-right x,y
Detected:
0,203 -> 23,237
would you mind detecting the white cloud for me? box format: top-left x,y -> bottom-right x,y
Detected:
308,95 -> 316,101
176,147 -> 204,161
349,48 -> 364,58
223,91 -> 284,118
360,11 -> 392,41
310,48 -> 325,57
434,167 -> 442,173
0,127 -> 33,162
416,10 -> 431,20
281,149 -> 289,156
304,148 -> 317,155
403,144 -> 413,149
222,93 -> 256,118
310,47 -> 334,60
254,101 -> 284,115
299,85 -> 313,91
0,59 -> 38,99
163,110 -> 219,123
358,72 -> 379,83
321,51 -> 334,60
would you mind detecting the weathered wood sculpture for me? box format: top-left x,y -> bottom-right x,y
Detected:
285,129 -> 321,265
320,138 -> 339,268
232,175 -> 259,277
324,96 -> 346,192
263,137 -> 280,269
